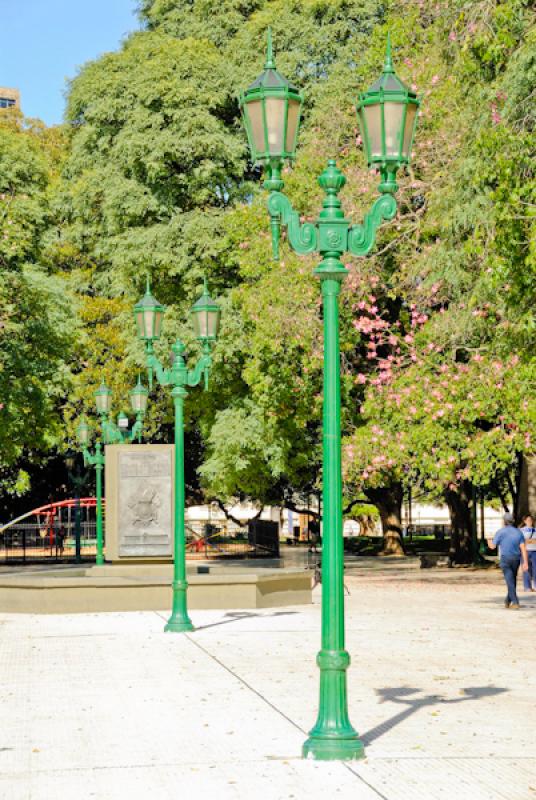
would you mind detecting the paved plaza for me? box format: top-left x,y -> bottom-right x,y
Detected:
1,561 -> 535,800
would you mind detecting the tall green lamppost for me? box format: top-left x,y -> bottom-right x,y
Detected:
133,279 -> 221,632
76,378 -> 149,565
239,32 -> 419,761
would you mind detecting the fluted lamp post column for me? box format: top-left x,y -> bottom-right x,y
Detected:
134,278 -> 221,632
239,31 -> 419,761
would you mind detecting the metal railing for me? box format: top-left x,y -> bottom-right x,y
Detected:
185,520 -> 280,559
2,522 -> 97,563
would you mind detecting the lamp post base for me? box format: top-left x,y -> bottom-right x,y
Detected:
302,734 -> 365,761
164,616 -> 194,633
164,582 -> 194,632
96,555 -> 104,566
303,649 -> 364,761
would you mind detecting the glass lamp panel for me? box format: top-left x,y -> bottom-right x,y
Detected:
153,310 -> 163,338
193,309 -> 207,339
264,96 -> 286,157
245,100 -> 265,155
139,392 -> 148,414
206,308 -> 221,339
143,309 -> 156,339
383,102 -> 405,158
118,414 -> 129,430
135,309 -> 146,338
285,98 -> 300,153
402,103 -> 418,159
362,104 -> 382,158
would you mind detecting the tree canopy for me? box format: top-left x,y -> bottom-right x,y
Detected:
0,0 -> 534,556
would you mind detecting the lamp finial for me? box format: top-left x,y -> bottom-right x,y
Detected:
265,27 -> 275,70
384,32 -> 394,73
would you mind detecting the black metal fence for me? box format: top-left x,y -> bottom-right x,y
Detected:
185,519 -> 280,559
2,522 -> 97,563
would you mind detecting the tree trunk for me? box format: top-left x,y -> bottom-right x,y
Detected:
444,482 -> 473,564
517,454 -> 536,520
365,484 -> 405,556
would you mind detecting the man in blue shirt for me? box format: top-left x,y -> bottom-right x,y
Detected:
488,512 -> 529,609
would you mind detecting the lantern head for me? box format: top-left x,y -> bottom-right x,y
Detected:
130,375 -> 149,416
191,278 -> 221,344
76,418 -> 91,447
239,29 -> 303,178
134,278 -> 165,342
356,34 -> 419,191
95,381 -> 112,416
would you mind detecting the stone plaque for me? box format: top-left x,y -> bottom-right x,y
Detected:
116,448 -> 172,557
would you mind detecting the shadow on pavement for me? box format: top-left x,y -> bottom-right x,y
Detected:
194,610 -> 299,632
361,685 -> 507,745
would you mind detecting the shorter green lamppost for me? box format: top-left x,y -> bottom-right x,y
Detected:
76,378 -> 149,565
76,419 -> 105,566
134,278 -> 221,632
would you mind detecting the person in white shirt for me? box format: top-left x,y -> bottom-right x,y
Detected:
520,514 -> 536,592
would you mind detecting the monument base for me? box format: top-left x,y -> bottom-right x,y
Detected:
0,566 -> 312,614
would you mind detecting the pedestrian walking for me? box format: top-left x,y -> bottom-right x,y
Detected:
487,512 -> 529,609
519,514 -> 536,592
56,526 -> 66,556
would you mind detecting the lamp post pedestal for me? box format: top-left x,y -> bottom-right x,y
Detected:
165,388 -> 194,633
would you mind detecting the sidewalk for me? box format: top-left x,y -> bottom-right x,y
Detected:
1,565 -> 535,800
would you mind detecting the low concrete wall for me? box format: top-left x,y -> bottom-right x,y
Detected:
0,568 -> 312,614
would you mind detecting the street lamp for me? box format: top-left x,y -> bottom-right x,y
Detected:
75,378 -> 149,565
76,419 -> 105,566
239,32 -> 419,762
134,278 -> 221,632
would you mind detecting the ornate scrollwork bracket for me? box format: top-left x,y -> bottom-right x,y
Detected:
267,191 -> 318,260
347,192 -> 397,257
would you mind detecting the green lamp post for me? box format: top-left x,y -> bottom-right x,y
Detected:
76,419 -> 105,566
76,378 -> 149,565
239,32 -> 419,762
134,278 -> 221,633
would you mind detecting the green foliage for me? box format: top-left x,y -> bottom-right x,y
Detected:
3,0 -> 536,519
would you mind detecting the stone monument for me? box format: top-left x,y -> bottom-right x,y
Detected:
105,444 -> 174,561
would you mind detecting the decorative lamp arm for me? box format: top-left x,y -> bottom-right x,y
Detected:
267,192 -> 318,260
147,351 -> 171,388
130,416 -> 144,444
81,447 -> 94,468
187,353 -> 212,389
348,193 -> 397,257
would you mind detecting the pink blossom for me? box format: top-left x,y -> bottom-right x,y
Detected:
356,373 -> 367,384
431,75 -> 440,85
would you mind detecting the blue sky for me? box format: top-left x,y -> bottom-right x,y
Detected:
0,0 -> 140,125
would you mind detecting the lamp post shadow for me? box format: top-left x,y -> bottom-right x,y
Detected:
193,610 -> 299,632
360,685 -> 507,745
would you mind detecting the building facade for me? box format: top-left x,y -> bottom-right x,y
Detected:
0,87 -> 20,110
